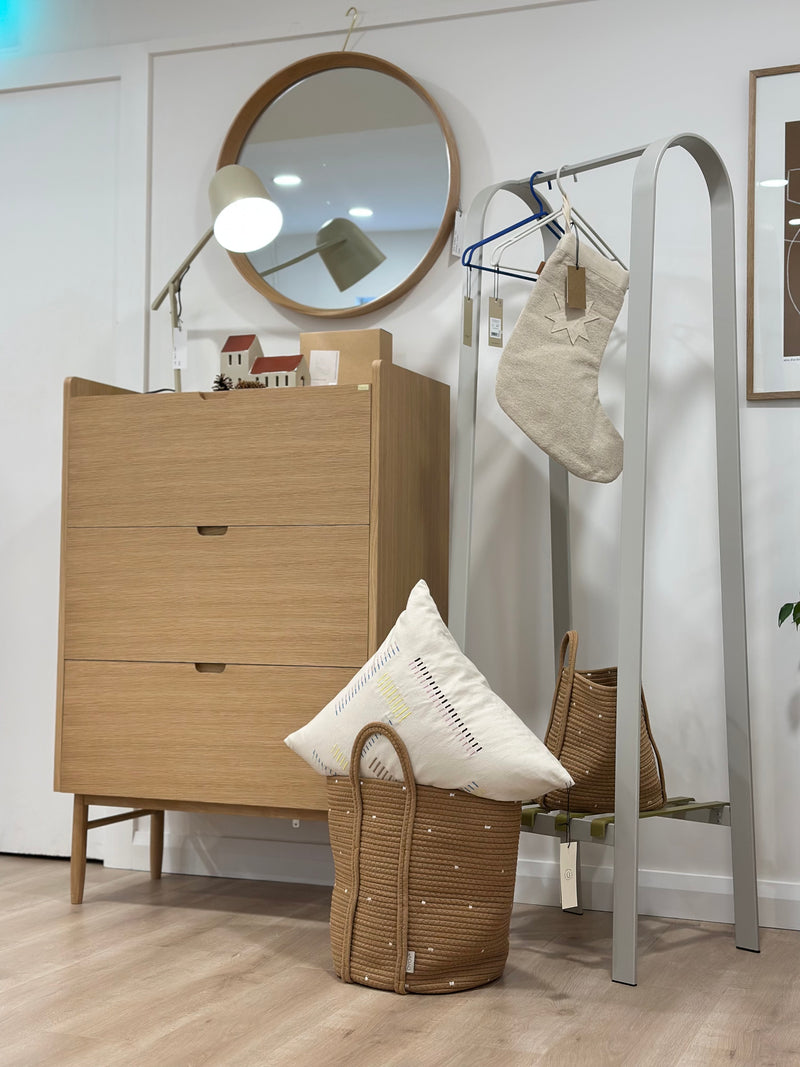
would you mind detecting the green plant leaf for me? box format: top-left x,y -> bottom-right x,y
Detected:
779,602 -> 795,627
792,602 -> 800,629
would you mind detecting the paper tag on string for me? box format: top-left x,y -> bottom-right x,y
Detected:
462,296 -> 473,347
566,266 -> 586,310
488,296 -> 503,348
560,841 -> 578,910
172,329 -> 188,370
451,209 -> 465,258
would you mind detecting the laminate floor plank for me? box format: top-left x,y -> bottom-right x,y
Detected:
1,856 -> 798,1067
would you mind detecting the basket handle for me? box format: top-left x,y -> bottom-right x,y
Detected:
340,722 -> 417,994
542,631 -> 579,757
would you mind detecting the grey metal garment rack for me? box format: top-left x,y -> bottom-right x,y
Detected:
449,134 -> 760,985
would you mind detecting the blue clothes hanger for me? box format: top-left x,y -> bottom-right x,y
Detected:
461,171 -> 564,282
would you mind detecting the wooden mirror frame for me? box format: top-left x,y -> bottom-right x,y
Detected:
217,51 -> 460,319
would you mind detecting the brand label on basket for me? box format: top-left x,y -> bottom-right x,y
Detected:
560,841 -> 579,911
406,950 -> 416,973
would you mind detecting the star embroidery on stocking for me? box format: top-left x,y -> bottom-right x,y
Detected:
544,292 -> 601,345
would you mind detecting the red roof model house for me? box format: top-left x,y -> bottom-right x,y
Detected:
220,333 -> 264,381
249,354 -> 310,388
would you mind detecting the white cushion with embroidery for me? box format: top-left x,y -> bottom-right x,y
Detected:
284,580 -> 573,802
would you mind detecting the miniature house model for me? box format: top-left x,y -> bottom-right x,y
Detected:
249,354 -> 310,388
221,334 -> 263,381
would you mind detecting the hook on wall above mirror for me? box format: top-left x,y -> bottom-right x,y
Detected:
217,50 -> 460,319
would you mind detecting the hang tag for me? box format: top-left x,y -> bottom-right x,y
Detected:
488,296 -> 503,348
172,329 -> 188,370
406,950 -> 416,974
451,209 -> 465,258
566,265 -> 586,310
560,841 -> 578,911
536,261 -> 546,276
462,296 -> 473,346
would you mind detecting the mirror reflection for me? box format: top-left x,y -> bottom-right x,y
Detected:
220,57 -> 458,316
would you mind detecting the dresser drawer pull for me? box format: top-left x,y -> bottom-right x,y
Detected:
195,663 -> 227,673
196,526 -> 228,536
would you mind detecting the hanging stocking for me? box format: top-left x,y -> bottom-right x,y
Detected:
495,230 -> 628,483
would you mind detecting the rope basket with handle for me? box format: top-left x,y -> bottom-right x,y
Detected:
327,721 -> 523,994
539,631 -> 667,813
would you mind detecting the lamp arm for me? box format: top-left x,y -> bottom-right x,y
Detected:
151,226 -> 215,311
258,238 -> 344,278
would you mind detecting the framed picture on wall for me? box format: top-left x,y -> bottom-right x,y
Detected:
748,63 -> 800,399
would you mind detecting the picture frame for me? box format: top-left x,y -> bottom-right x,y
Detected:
747,64 -> 800,399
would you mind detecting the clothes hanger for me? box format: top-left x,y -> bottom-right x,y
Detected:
490,165 -> 628,271
460,171 -> 563,282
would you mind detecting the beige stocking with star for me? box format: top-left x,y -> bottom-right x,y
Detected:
495,230 -> 629,482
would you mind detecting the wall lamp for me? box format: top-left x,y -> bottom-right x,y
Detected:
258,217 -> 385,292
152,164 -> 282,391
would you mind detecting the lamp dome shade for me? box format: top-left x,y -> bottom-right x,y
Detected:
315,218 -> 386,291
209,164 -> 283,253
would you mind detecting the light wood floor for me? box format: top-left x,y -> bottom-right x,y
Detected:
1,856 -> 799,1067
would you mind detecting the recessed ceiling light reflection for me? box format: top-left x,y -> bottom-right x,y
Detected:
348,206 -> 374,218
274,174 -> 302,186
759,178 -> 789,187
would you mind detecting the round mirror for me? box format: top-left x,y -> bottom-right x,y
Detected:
217,52 -> 460,318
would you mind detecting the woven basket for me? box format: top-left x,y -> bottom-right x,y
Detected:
327,722 -> 522,994
540,631 -> 667,813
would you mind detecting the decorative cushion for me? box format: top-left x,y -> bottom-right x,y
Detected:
284,580 -> 573,802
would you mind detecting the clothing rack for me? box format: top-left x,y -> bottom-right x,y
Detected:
449,134 -> 759,985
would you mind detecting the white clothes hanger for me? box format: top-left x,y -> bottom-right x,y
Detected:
490,164 -> 628,271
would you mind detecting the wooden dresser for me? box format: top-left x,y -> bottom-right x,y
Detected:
55,362 -> 449,902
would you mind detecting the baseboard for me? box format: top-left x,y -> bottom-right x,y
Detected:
515,856 -> 800,931
105,827 -> 336,887
104,827 -> 800,932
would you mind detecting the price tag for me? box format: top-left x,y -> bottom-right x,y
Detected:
451,209 -> 465,258
172,329 -> 188,370
462,296 -> 474,347
560,841 -> 579,911
488,296 -> 503,348
566,265 -> 586,310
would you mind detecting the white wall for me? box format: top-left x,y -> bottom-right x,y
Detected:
5,0 -> 800,930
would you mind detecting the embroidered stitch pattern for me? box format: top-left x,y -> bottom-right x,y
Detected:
311,748 -> 339,776
330,743 -> 350,771
409,657 -> 483,754
376,673 -> 412,724
367,756 -> 395,780
333,638 -> 401,715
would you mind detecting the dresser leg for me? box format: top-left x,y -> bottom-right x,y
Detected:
70,795 -> 88,904
150,810 -> 165,880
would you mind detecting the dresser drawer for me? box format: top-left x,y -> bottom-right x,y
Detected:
64,526 -> 369,666
59,661 -> 347,809
66,386 -> 372,527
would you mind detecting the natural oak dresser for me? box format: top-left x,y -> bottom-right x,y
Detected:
55,361 -> 449,902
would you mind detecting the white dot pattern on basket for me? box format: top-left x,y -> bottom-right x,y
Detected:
421,900 -> 426,905
485,825 -> 492,830
449,981 -> 455,987
454,865 -> 459,870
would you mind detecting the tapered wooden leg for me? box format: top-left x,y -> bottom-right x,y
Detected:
150,810 -> 165,880
70,795 -> 88,904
